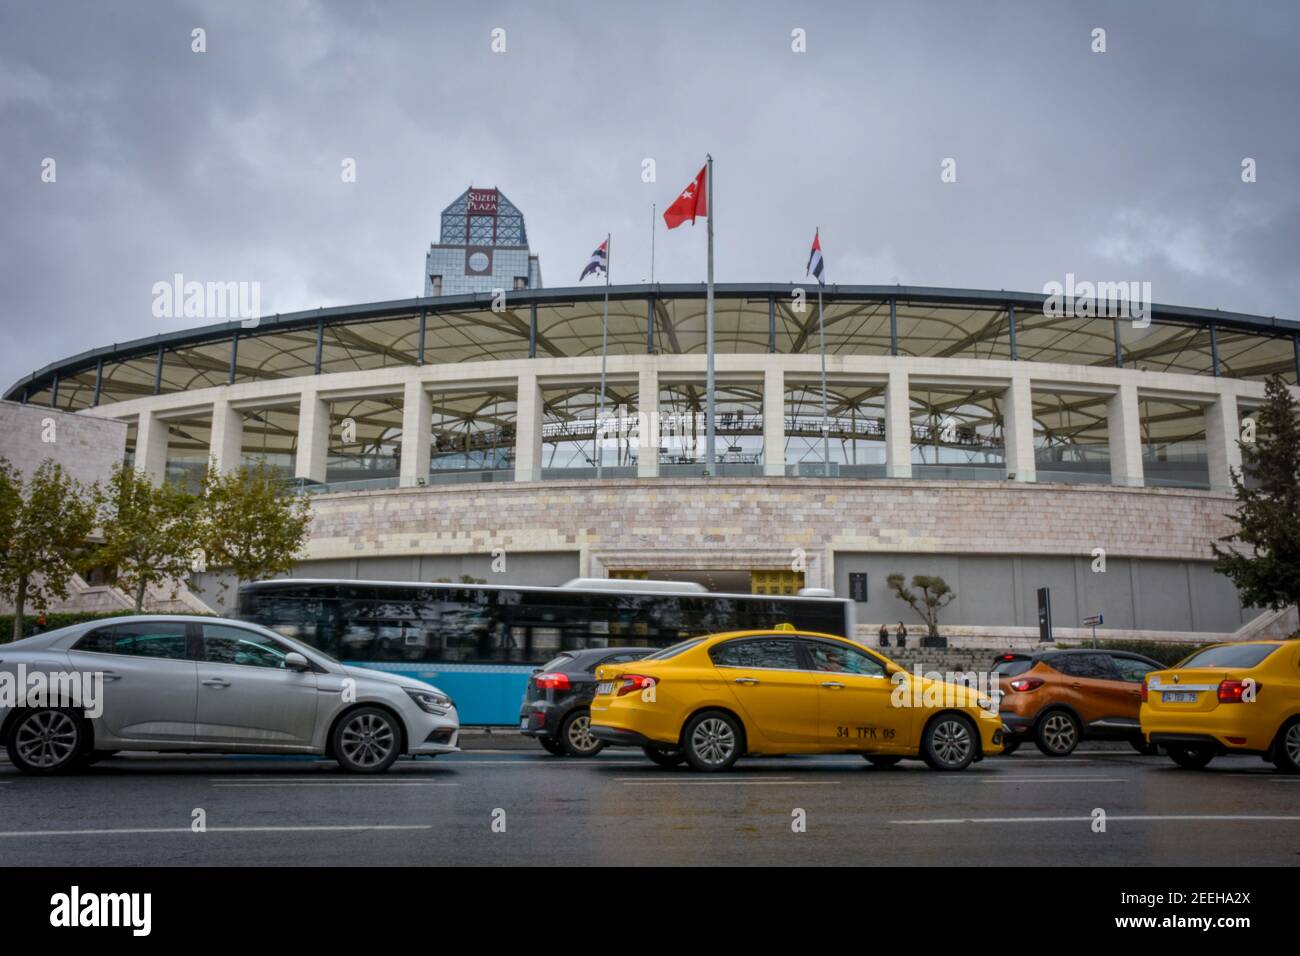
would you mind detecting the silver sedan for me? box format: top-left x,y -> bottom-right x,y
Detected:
0,615 -> 460,774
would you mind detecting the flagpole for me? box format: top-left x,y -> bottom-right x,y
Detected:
818,270 -> 829,474
705,154 -> 715,473
650,203 -> 656,284
597,232 -> 610,479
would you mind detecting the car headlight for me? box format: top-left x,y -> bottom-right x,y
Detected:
405,688 -> 454,715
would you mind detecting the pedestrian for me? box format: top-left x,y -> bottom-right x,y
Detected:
895,621 -> 907,649
878,623 -> 890,648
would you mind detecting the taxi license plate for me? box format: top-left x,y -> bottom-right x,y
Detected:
596,682 -> 614,695
1162,691 -> 1198,703
520,718 -> 529,730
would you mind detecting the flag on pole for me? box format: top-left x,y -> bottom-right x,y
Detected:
662,164 -> 708,229
806,229 -> 825,285
580,238 -> 608,280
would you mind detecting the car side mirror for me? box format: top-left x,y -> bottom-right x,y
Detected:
284,652 -> 311,672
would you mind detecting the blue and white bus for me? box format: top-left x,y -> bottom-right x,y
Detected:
236,578 -> 856,724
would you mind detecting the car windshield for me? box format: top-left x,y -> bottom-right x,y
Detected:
1178,644 -> 1279,669
643,638 -> 706,661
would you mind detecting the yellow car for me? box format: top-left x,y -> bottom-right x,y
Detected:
588,628 -> 1005,771
1141,639 -> 1300,772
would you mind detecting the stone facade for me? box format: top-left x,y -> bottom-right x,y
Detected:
295,476 -> 1253,638
0,399 -> 126,487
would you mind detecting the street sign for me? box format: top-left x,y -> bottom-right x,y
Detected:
1083,612 -> 1103,648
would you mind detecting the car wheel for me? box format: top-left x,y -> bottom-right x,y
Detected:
682,710 -> 743,772
333,707 -> 402,774
998,739 -> 1022,756
1130,737 -> 1160,756
643,745 -> 685,768
1270,719 -> 1300,774
921,714 -> 977,771
1034,710 -> 1080,756
559,710 -> 605,758
5,708 -> 87,775
1166,743 -> 1215,770
864,755 -> 902,768
538,736 -> 567,757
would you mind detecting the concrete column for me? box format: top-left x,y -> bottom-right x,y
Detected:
294,389 -> 330,484
1204,390 -> 1241,492
1003,375 -> 1036,482
762,365 -> 785,476
1107,383 -> 1144,487
637,367 -> 659,478
209,399 -> 244,474
134,409 -> 169,485
514,372 -> 543,481
400,380 -> 432,487
884,369 -> 912,478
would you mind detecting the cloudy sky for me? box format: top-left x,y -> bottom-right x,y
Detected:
2,0 -> 1297,392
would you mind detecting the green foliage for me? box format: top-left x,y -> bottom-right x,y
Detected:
0,458 -> 101,641
197,460 -> 312,611
1212,374 -> 1300,611
886,572 -> 956,639
96,464 -> 201,613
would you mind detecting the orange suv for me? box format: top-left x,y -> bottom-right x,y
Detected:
994,649 -> 1163,756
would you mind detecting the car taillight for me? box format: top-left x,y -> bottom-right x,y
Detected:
535,673 -> 571,691
1140,679 -> 1148,702
1009,676 -> 1044,692
1217,679 -> 1259,703
617,675 -> 656,697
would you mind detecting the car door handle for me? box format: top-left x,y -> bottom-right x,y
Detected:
821,681 -> 846,689
733,677 -> 760,685
201,679 -> 231,689
100,672 -> 122,682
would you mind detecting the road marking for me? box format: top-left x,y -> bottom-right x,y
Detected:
209,782 -> 459,789
617,778 -> 842,786
978,776 -> 1126,784
891,814 -> 1300,825
0,824 -> 432,838
208,780 -> 452,785
438,759 -> 651,766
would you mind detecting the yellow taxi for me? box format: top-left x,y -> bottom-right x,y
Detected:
588,627 -> 1004,771
1140,639 -> 1300,772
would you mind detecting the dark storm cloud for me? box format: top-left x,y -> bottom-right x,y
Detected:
2,0 -> 1297,390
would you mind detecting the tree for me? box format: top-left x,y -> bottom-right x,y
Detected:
0,458 -> 101,642
197,461 -> 312,610
1211,374 -> 1300,611
886,572 -> 956,643
96,464 -> 201,613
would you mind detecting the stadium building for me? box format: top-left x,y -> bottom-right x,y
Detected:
7,191 -> 1300,647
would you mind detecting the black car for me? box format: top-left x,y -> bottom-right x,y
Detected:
520,647 -> 654,756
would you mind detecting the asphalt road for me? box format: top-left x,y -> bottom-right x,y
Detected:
1,747 -> 1298,866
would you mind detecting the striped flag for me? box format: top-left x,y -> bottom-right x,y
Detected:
580,238 -> 608,280
806,229 -> 825,285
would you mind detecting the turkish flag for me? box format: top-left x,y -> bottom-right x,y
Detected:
663,164 -> 707,229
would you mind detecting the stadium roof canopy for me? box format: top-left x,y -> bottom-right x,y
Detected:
8,283 -> 1298,412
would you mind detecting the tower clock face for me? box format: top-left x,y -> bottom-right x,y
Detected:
466,247 -> 493,275
468,252 -> 490,272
